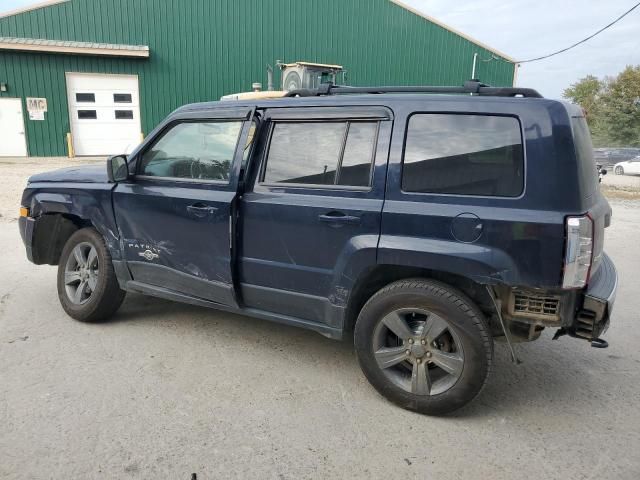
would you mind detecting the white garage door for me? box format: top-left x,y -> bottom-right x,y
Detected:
66,73 -> 142,156
0,98 -> 28,157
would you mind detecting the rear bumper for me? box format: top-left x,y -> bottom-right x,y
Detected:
572,253 -> 617,340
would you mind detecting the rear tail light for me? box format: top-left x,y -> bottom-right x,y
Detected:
562,215 -> 593,289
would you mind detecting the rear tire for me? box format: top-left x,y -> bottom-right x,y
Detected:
56,227 -> 126,322
615,166 -> 624,175
354,279 -> 492,415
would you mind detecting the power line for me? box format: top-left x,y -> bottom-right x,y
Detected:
516,1 -> 640,64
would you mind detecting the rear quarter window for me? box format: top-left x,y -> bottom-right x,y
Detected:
402,114 -> 524,197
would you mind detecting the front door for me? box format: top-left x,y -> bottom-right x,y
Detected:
113,109 -> 254,306
239,107 -> 392,324
0,98 -> 27,156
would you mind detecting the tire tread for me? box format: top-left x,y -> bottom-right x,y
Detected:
355,278 -> 493,414
57,227 -> 125,322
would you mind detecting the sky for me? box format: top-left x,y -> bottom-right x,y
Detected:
1,0 -> 639,99
402,0 -> 640,98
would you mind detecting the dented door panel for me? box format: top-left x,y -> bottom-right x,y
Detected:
113,179 -> 237,305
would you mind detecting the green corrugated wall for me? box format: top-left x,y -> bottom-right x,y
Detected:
0,0 -> 515,156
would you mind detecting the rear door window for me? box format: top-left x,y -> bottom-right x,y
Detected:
262,121 -> 378,188
402,114 -> 524,197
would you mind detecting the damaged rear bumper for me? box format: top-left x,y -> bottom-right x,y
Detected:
562,253 -> 617,343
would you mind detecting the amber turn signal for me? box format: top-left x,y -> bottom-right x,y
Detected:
19,206 -> 29,218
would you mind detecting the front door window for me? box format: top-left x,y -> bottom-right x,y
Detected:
139,121 -> 243,181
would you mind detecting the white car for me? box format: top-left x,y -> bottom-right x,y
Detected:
614,156 -> 640,175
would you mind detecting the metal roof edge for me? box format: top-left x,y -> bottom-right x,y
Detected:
0,0 -> 71,19
0,36 -> 149,58
0,0 -> 514,64
388,0 -> 516,63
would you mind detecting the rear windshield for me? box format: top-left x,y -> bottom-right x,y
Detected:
402,114 -> 524,197
571,116 -> 598,199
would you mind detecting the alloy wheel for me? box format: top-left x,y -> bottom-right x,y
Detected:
64,242 -> 99,305
372,308 -> 465,396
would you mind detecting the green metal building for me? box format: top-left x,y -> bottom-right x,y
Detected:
0,0 -> 516,157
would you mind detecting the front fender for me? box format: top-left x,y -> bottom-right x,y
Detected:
22,183 -> 121,260
377,235 -> 521,285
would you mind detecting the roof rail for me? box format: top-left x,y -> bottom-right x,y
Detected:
284,80 -> 543,98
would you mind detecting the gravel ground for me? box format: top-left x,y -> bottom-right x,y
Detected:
601,173 -> 640,200
602,172 -> 640,189
1,159 -> 639,479
0,157 -> 104,222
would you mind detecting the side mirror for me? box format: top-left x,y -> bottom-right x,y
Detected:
107,155 -> 129,183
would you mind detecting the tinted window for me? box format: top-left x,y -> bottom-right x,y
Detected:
77,110 -> 97,119
263,121 -> 378,187
338,122 -> 377,187
403,114 -> 523,197
264,122 -> 344,185
113,93 -> 132,103
139,121 -> 242,181
75,93 -> 95,102
115,110 -> 134,120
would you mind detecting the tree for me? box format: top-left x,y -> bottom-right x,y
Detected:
563,75 -> 602,120
563,75 -> 606,145
562,66 -> 640,147
599,66 -> 640,147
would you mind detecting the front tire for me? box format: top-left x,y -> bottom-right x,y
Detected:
615,166 -> 624,175
354,279 -> 492,415
57,227 -> 126,322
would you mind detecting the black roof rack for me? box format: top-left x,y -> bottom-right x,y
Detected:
284,80 -> 543,99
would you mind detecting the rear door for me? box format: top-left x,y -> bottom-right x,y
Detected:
113,107 -> 254,306
239,106 -> 392,324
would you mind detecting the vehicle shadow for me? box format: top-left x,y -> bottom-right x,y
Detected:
109,293 -> 611,419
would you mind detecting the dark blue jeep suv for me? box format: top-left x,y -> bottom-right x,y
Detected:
19,82 -> 617,415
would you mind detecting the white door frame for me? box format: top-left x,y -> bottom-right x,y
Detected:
0,98 -> 28,157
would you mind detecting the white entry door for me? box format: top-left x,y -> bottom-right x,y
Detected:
0,98 -> 28,157
66,73 -> 142,156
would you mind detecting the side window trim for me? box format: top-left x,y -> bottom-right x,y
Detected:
241,118 -> 259,172
333,122 -> 351,185
135,173 -> 231,185
257,119 -> 380,191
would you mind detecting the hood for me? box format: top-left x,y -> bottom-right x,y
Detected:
28,164 -> 109,184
